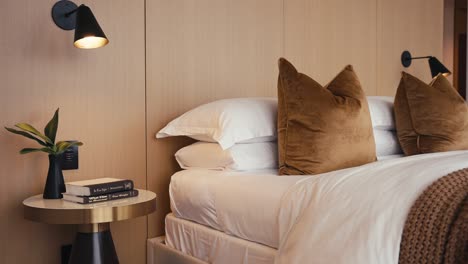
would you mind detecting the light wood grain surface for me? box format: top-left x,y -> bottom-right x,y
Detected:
284,0 -> 378,95
377,0 -> 444,95
145,0 -> 283,237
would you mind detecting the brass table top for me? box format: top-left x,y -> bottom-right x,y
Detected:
23,189 -> 156,224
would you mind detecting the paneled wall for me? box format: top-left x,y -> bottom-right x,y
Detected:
145,0 -> 283,236
377,0 -> 444,94
0,0 -> 146,263
283,0 -> 378,94
0,0 -> 445,263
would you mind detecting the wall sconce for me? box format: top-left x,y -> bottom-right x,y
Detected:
401,50 -> 451,78
51,0 -> 109,49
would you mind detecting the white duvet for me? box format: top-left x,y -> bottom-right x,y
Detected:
276,150 -> 468,264
169,150 -> 468,264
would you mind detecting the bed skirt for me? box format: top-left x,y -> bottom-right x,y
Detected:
147,236 -> 207,264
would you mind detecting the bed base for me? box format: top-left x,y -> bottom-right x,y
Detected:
147,236 -> 207,264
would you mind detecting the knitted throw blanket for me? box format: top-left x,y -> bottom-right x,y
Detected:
399,168 -> 468,264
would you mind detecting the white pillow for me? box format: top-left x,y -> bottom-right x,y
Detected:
175,142 -> 278,171
374,129 -> 402,157
368,96 -> 395,130
157,98 -> 277,149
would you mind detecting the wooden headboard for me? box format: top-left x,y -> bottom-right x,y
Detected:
145,0 -> 444,237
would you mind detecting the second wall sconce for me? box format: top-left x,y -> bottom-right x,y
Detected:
401,50 -> 451,78
52,0 -> 109,49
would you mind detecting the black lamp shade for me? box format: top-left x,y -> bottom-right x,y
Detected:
74,5 -> 109,49
428,57 -> 451,78
401,50 -> 452,78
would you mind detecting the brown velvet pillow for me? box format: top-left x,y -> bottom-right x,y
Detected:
277,58 -> 376,175
394,72 -> 468,155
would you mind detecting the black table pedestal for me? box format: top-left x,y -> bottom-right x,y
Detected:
69,223 -> 119,264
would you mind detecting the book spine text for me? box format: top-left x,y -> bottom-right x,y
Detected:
88,180 -> 134,195
83,190 -> 139,204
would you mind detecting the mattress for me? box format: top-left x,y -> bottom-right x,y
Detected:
162,213 -> 276,264
169,151 -> 468,251
170,169 -> 306,248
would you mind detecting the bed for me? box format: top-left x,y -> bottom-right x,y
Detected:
148,76 -> 468,264
148,150 -> 468,264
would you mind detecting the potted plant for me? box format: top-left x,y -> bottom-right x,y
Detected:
5,109 -> 83,199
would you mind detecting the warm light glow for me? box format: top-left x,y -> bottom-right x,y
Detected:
431,72 -> 452,81
74,36 -> 109,49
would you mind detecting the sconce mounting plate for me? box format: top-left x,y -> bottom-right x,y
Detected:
401,50 -> 412,68
52,0 -> 78,30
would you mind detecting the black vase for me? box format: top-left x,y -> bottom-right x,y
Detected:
43,154 -> 65,199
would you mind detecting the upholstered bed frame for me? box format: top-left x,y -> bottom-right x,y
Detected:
147,237 -> 206,264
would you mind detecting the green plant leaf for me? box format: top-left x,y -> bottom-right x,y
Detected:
4,127 -> 48,147
19,147 -> 54,155
55,141 -> 70,153
55,141 -> 83,155
44,109 -> 59,144
15,123 -> 53,145
70,141 -> 83,147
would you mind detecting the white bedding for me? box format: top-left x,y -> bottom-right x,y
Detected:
276,150 -> 468,264
170,156 -> 402,248
170,151 -> 468,263
170,169 -> 306,248
163,213 -> 276,264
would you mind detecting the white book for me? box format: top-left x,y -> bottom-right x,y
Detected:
65,178 -> 134,196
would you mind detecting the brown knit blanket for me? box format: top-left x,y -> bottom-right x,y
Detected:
399,168 -> 468,264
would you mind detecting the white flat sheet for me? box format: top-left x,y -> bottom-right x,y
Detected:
170,151 -> 468,259
163,213 -> 276,264
170,169 -> 306,248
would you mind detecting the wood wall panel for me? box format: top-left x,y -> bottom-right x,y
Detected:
377,0 -> 444,95
443,0 -> 455,84
145,0 -> 284,237
284,0 -> 444,96
284,0 -> 378,95
0,0 -> 146,263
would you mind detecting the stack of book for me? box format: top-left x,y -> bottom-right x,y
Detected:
63,178 -> 138,204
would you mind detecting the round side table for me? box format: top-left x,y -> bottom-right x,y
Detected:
23,189 -> 156,264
